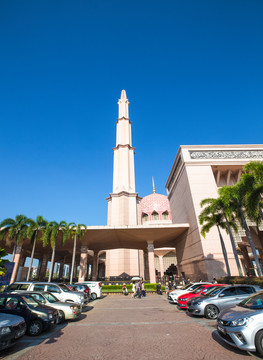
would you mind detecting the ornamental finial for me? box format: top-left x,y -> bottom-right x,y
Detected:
152,177 -> 156,193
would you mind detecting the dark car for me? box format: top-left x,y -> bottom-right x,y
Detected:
0,313 -> 26,351
0,294 -> 58,336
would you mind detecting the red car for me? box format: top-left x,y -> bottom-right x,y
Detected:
177,284 -> 225,309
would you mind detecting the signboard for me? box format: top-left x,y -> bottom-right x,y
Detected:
0,262 -> 15,286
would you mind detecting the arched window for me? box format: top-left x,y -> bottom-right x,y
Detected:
142,213 -> 149,223
162,211 -> 169,220
151,211 -> 159,221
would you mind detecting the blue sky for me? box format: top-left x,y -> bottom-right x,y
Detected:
0,0 -> 263,226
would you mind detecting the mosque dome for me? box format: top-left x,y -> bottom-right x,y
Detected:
140,181 -> 171,223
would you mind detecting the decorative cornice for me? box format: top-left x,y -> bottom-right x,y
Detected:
113,144 -> 135,151
189,150 -> 263,160
106,191 -> 142,201
116,116 -> 132,124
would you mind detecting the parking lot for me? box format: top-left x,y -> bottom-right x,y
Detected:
0,294 -> 259,360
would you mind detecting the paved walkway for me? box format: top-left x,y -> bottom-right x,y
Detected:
1,295 -> 259,360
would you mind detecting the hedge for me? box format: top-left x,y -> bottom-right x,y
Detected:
217,276 -> 263,288
102,283 -> 165,292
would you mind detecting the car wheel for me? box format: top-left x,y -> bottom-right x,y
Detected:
255,330 -> 263,356
91,293 -> 97,300
58,310 -> 65,324
27,320 -> 43,336
204,304 -> 219,319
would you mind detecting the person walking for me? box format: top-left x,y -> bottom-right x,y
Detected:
141,281 -> 146,297
132,281 -> 136,298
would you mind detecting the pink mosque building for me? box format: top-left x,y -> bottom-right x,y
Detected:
4,90 -> 263,283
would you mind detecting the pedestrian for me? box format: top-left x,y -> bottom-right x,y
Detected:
132,281 -> 136,298
141,281 -> 146,297
212,277 -> 217,284
137,281 -> 142,299
122,284 -> 128,296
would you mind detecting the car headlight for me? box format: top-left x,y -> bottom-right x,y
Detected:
180,298 -> 188,301
230,317 -> 250,327
0,327 -> 11,335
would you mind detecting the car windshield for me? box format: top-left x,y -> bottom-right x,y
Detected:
204,287 -> 224,297
182,284 -> 192,290
22,295 -> 41,309
58,284 -> 70,292
238,293 -> 263,309
43,293 -> 59,303
192,286 -> 205,294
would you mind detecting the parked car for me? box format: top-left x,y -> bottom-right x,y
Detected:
168,282 -> 210,304
0,293 -> 58,336
67,284 -> 90,302
19,292 -> 81,323
0,313 -> 26,351
75,281 -> 102,300
4,282 -> 85,306
177,284 -> 225,309
217,290 -> 263,355
187,284 -> 261,319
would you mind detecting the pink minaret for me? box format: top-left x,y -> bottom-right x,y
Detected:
106,90 -> 142,277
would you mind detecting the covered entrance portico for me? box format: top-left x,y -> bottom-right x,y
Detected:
4,223 -> 189,284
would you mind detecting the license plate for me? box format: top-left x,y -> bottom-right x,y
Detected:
217,325 -> 226,334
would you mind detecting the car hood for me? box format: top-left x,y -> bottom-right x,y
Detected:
170,290 -> 186,296
0,313 -> 25,326
219,306 -> 262,321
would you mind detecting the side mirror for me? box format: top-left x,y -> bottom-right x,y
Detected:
219,293 -> 225,297
201,292 -> 206,295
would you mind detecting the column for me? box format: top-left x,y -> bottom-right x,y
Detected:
10,245 -> 22,283
144,250 -> 149,280
147,242 -> 156,284
58,261 -> 64,279
159,255 -> 164,277
92,251 -> 99,281
39,253 -> 49,281
78,246 -> 88,282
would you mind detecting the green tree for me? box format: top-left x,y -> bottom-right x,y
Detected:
0,215 -> 29,261
199,207 -> 234,276
0,248 -> 8,277
242,161 -> 263,221
67,223 -> 87,284
219,184 -> 263,276
26,216 -> 48,281
43,221 -> 68,282
200,197 -> 243,276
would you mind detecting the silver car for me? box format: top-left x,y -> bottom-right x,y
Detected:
20,292 -> 81,323
187,284 -> 261,319
217,291 -> 263,355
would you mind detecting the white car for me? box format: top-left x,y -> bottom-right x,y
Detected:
5,282 -> 85,306
76,281 -> 102,300
168,282 -> 210,304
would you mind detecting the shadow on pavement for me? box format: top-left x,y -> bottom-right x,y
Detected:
81,305 -> 94,313
212,330 -> 250,357
0,323 -> 68,359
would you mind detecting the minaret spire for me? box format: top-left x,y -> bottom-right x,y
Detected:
118,89 -> 129,118
152,177 -> 156,193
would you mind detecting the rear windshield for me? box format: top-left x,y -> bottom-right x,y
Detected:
58,284 -> 70,292
239,292 -> 263,309
22,295 -> 41,309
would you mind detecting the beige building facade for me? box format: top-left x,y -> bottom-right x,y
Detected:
166,145 -> 263,280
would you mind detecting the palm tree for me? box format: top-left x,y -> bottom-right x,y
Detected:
26,216 -> 48,281
43,220 -> 68,282
0,215 -> 29,261
242,161 -> 263,221
219,185 -> 263,277
200,197 -> 243,276
199,207 -> 233,276
67,223 -> 87,284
